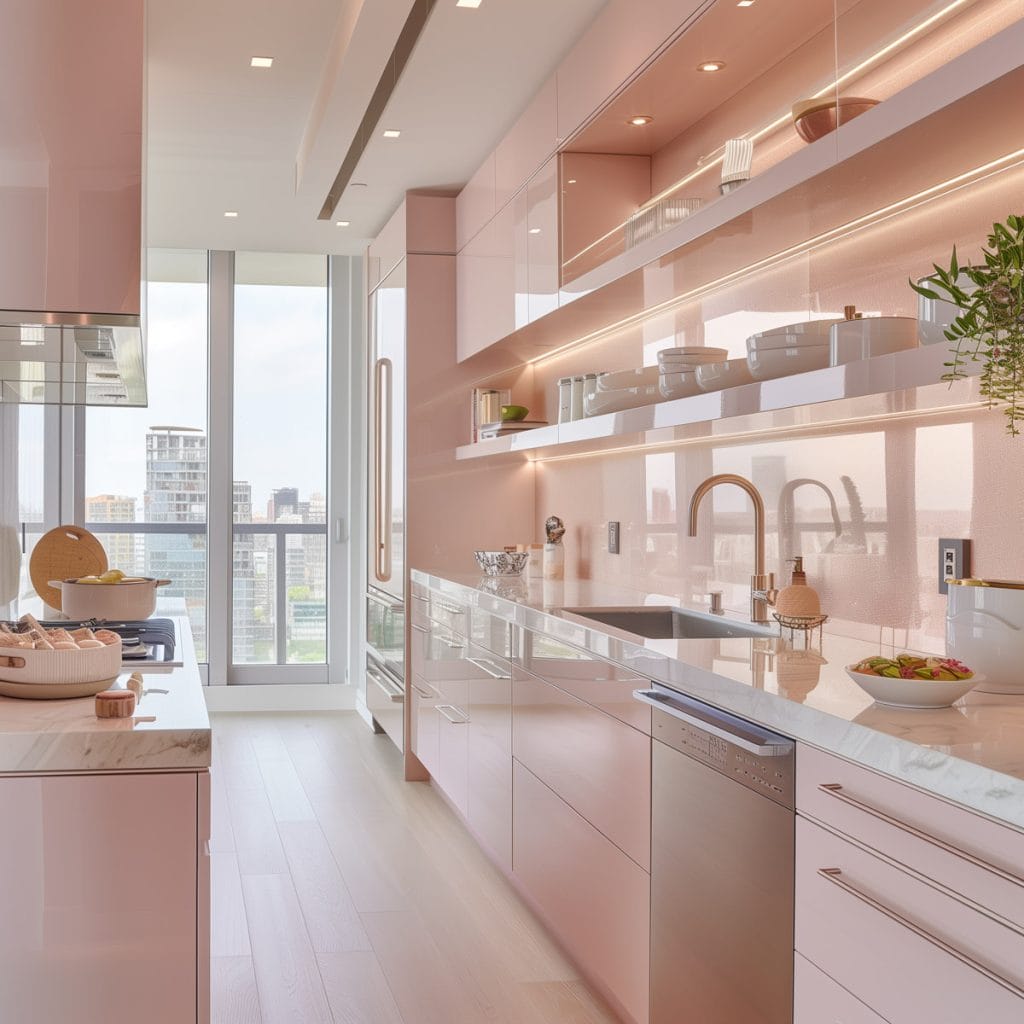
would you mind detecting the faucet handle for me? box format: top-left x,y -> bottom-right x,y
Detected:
708,591 -> 724,615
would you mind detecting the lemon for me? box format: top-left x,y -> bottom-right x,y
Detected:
99,569 -> 126,584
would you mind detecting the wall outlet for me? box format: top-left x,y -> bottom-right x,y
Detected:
938,538 -> 971,594
608,521 -> 620,555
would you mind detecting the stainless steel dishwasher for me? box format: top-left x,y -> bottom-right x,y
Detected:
634,683 -> 795,1024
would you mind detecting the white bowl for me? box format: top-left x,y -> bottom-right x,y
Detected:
584,383 -> 663,416
657,346 -> 729,365
747,319 -> 840,353
845,666 -> 979,708
696,359 -> 755,392
597,367 -> 660,391
658,371 -> 702,400
829,316 -> 919,366
747,345 -> 830,380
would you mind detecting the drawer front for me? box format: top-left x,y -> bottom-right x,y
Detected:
420,625 -> 470,684
798,744 -> 1024,930
794,954 -> 887,1024
796,817 -> 1024,1023
467,665 -> 512,872
437,677 -> 469,815
513,760 -> 650,1024
513,665 -> 650,870
411,677 -> 440,777
410,592 -> 429,627
365,662 -> 404,751
468,606 -> 513,660
517,629 -> 652,734
426,591 -> 470,637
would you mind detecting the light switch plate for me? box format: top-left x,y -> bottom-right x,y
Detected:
608,521 -> 620,554
938,538 -> 971,594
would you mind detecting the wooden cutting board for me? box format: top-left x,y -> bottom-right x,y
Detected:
29,525 -> 108,611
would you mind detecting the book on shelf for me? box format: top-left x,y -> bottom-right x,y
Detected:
478,420 -> 549,439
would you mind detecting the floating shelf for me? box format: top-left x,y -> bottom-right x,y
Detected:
454,19 -> 1024,380
456,345 -> 985,461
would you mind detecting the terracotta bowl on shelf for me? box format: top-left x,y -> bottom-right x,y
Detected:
792,96 -> 879,143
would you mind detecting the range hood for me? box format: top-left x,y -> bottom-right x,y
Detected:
0,0 -> 145,407
0,310 -> 145,406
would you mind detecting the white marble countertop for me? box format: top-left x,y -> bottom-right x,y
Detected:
0,616 -> 210,773
412,569 -> 1024,832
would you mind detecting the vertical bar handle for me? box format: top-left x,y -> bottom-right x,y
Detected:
373,358 -> 393,582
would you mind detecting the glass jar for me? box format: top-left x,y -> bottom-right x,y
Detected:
557,377 -> 573,423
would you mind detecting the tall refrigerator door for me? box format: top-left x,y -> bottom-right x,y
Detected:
368,260 -> 406,604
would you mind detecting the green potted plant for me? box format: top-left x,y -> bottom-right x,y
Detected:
911,214 -> 1024,435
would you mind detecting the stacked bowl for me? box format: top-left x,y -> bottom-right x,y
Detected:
657,347 -> 729,399
746,320 -> 839,381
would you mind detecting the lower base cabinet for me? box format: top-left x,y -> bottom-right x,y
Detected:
0,770 -> 210,1024
512,760 -> 650,1024
794,954 -> 887,1024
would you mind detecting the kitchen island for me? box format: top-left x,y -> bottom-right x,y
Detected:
0,616 -> 211,1024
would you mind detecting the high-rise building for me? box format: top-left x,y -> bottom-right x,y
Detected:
85,494 -> 137,574
270,486 -> 299,521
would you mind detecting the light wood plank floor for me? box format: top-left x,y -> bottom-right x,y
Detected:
210,712 -> 620,1024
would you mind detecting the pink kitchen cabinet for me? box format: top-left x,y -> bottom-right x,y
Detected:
512,664 -> 651,870
513,759 -> 650,1024
525,157 -> 560,323
0,770 -> 209,1024
495,76 -> 559,211
411,676 -> 441,778
0,0 -> 143,315
794,954 -> 888,1024
456,153 -> 497,252
456,203 -> 515,361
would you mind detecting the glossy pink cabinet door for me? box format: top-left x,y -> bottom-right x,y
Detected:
526,157 -> 560,323
0,0 -> 143,315
456,203 -> 515,361
495,75 -> 558,210
456,153 -> 496,251
412,676 -> 441,777
512,665 -> 651,869
794,954 -> 888,1024
513,760 -> 650,1024
0,771 -> 201,1023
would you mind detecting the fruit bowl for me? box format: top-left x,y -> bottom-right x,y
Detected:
474,551 -> 530,577
845,655 -> 978,708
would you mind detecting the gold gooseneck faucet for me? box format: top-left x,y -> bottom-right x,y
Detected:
687,473 -> 776,623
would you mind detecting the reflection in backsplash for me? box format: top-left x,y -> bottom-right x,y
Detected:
535,408 -> 1023,654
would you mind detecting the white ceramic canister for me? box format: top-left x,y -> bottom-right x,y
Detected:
543,542 -> 564,580
569,376 -> 586,421
946,578 -> 1024,694
557,377 -> 573,423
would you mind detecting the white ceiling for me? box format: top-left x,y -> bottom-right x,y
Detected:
146,0 -> 609,256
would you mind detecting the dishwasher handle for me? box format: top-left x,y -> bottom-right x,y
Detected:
634,686 -> 794,757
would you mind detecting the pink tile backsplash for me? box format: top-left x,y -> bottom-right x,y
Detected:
535,407 -> 1024,653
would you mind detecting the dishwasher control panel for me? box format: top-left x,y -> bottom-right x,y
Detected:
652,705 -> 795,809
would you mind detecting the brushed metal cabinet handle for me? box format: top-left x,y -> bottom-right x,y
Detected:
817,867 -> 1024,1000
436,704 -> 469,725
817,783 -> 1024,890
467,656 -> 509,679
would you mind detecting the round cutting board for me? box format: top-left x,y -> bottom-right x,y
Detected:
29,525 -> 108,611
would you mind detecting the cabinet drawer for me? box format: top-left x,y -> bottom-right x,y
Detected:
437,677 -> 469,816
796,817 -> 1024,1023
410,592 -> 429,627
797,744 -> 1024,930
411,677 -> 440,777
425,591 -> 470,637
513,760 -> 649,1024
467,658 -> 512,872
513,665 -> 650,869
517,629 -> 652,734
794,954 -> 887,1024
468,606 -> 513,659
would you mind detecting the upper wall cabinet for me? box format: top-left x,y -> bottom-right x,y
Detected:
495,77 -> 559,211
456,154 -> 497,253
0,0 -> 143,316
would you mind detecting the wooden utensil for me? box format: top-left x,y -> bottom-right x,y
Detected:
29,526 -> 108,611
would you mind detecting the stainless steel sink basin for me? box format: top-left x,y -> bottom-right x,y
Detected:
561,606 -> 776,640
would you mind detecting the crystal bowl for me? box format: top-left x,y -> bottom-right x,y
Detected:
474,551 -> 530,577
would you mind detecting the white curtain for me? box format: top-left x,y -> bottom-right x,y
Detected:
0,405 -> 21,612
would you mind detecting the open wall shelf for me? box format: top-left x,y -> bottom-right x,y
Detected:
454,19 -> 1024,384
456,344 -> 985,461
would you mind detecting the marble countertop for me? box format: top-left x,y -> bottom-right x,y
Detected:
0,616 -> 210,773
412,569 -> 1024,832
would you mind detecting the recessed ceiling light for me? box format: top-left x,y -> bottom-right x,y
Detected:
223,210 -> 238,218
697,60 -> 726,72
382,129 -> 401,139
335,221 -> 350,227
567,178 -> 577,184
628,115 -> 653,127
528,227 -> 542,235
737,1 -> 755,6
456,0 -> 482,7
250,56 -> 273,68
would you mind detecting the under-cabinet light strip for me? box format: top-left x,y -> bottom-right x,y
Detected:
528,400 -> 986,464
530,146 -> 1024,367
563,0 -> 971,270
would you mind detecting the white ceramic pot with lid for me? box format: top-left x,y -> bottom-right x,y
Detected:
946,578 -> 1024,694
50,576 -> 172,621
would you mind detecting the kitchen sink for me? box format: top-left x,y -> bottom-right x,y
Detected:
560,606 -> 777,640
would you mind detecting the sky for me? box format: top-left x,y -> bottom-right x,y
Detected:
85,278 -> 330,516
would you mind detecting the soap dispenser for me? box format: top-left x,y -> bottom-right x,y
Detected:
773,557 -> 821,619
